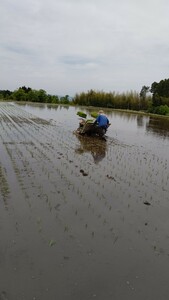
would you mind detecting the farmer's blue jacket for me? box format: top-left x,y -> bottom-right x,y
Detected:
96,114 -> 109,128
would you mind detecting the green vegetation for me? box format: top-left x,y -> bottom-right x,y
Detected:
150,79 -> 169,105
90,112 -> 98,118
0,86 -> 71,105
1,78 -> 169,116
77,111 -> 87,118
74,78 -> 169,116
74,89 -> 150,111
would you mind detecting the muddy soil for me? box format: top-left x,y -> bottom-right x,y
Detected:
0,102 -> 169,300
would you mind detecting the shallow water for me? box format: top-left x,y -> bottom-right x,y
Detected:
16,102 -> 169,160
0,102 -> 169,300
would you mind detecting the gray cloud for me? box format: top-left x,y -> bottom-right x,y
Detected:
1,0 -> 169,95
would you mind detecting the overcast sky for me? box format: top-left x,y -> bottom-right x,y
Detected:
1,0 -> 169,96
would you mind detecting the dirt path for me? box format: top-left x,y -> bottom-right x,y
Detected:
0,102 -> 169,300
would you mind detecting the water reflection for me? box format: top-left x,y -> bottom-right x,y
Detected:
75,135 -> 107,164
46,104 -> 59,110
137,115 -> 144,127
84,107 -> 139,121
146,117 -> 169,137
15,102 -> 169,140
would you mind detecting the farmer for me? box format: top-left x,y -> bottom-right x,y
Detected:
93,110 -> 109,130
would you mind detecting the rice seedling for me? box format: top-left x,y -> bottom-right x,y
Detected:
49,239 -> 56,247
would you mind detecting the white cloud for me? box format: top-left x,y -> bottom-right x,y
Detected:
1,0 -> 169,95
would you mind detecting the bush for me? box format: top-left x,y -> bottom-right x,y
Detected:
148,105 -> 169,115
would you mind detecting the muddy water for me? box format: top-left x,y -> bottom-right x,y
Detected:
0,102 -> 169,300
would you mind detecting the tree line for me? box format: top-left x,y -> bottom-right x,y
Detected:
0,86 -> 70,104
73,79 -> 169,116
1,78 -> 169,115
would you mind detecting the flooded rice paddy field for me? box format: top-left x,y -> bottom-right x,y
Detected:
0,102 -> 169,300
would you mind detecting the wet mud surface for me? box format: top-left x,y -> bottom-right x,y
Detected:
0,103 -> 169,299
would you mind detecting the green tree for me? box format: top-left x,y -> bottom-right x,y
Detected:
20,86 -> 32,94
0,90 -> 12,99
139,86 -> 150,110
12,88 -> 27,101
51,95 -> 59,104
27,90 -> 39,102
60,95 -> 70,104
150,79 -> 169,106
140,86 -> 149,100
37,89 -> 48,103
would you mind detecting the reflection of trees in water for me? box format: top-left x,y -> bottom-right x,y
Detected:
75,135 -> 107,164
59,105 -> 69,110
146,117 -> 169,137
137,115 -> 144,127
85,108 -> 139,121
46,104 -> 59,110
